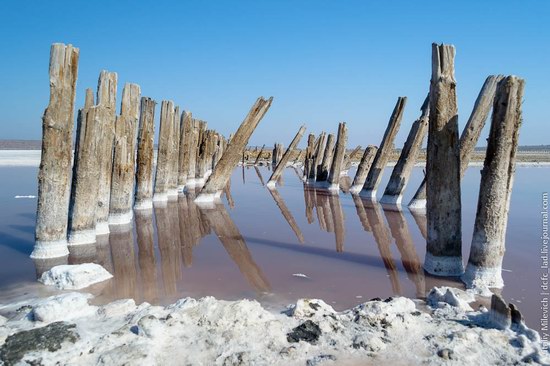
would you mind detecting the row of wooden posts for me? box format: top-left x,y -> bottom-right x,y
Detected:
34,42 -> 523,292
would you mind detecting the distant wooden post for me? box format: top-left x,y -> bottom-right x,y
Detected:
424,43 -> 463,276
109,83 -> 141,224
304,133 -> 316,179
380,95 -> 429,206
196,97 -> 273,202
153,101 -> 175,202
194,120 -> 208,184
33,43 -> 79,259
327,123 -> 348,191
360,97 -> 406,200
350,146 -> 378,193
134,97 -> 156,210
254,144 -> 266,165
68,90 -> 101,245
177,111 -> 192,191
342,145 -> 361,174
167,106 -> 181,197
186,118 -> 199,186
95,70 -> 119,235
409,75 -> 503,210
463,76 -> 524,289
311,133 -> 326,183
267,125 -> 306,187
317,133 -> 335,182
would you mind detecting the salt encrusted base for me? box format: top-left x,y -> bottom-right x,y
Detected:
109,222 -> 133,233
30,240 -> 70,259
134,199 -> 153,210
339,170 -> 349,176
108,211 -> 133,226
327,183 -> 340,192
95,221 -> 110,235
349,185 -> 362,194
266,180 -> 277,188
359,189 -> 377,200
152,193 -> 168,202
423,252 -> 464,276
379,194 -> 402,206
67,229 -> 96,246
167,189 -> 179,197
408,198 -> 426,211
462,263 -> 504,289
194,191 -> 222,208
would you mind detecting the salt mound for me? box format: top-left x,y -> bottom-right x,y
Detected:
39,263 -> 113,290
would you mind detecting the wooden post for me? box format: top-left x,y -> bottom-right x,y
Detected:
254,144 -> 266,165
304,133 -> 316,180
424,43 -> 463,276
462,76 -> 524,289
186,118 -> 199,186
317,133 -> 335,182
342,145 -> 361,174
380,95 -> 429,206
33,43 -> 79,259
327,123 -> 348,191
95,70 -> 119,235
134,97 -> 156,210
153,101 -> 174,202
68,90 -> 101,245
177,111 -> 192,190
167,106 -> 181,197
360,97 -> 406,200
409,75 -> 503,209
196,97 -> 273,202
311,133 -> 326,183
267,125 -> 306,187
194,120 -> 208,184
350,146 -> 378,193
109,83 -> 141,224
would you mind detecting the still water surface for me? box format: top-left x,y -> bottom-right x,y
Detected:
0,165 -> 547,328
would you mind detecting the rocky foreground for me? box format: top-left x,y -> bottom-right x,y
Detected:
0,286 -> 547,366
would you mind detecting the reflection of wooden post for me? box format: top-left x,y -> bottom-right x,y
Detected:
381,95 -> 429,206
303,186 -> 316,224
109,225 -> 138,300
33,43 -> 79,259
361,97 -> 406,200
95,71 -> 119,236
135,97 -> 156,210
177,111 -> 192,190
109,83 -> 141,225
365,201 -> 401,294
410,210 -> 428,240
223,179 -> 235,209
197,97 -> 273,202
135,209 -> 158,303
424,43 -> 463,276
254,166 -> 265,186
327,123 -> 348,191
463,76 -> 524,289
350,146 -> 377,193
154,201 -> 182,298
351,193 -> 371,232
68,90 -> 100,245
317,133 -> 335,182
153,101 -> 175,202
409,75 -> 503,209
384,209 -> 425,297
202,203 -> 271,292
268,188 -> 305,243
254,144 -> 266,165
328,194 -> 345,252
267,125 -> 306,187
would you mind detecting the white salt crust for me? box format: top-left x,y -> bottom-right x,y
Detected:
67,229 -> 96,246
408,198 -> 427,211
359,189 -> 377,200
108,211 -> 133,226
423,252 -> 464,276
152,193 -> 168,202
462,263 -> 504,289
379,194 -> 402,206
30,240 -> 69,259
95,221 -> 110,236
134,199 -> 153,210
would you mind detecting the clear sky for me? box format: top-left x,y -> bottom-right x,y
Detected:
0,1 -> 548,148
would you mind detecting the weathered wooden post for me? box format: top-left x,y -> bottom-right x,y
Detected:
409,75 -> 503,209
68,90 -> 101,245
304,133 -> 316,179
167,106 -> 181,197
424,43 -> 463,276
327,123 -> 348,191
350,146 -> 378,193
33,43 -> 79,259
267,125 -> 306,187
317,133 -> 335,182
380,95 -> 429,206
462,76 -> 524,289
254,144 -> 266,166
186,118 -> 199,186
194,120 -> 208,185
109,83 -> 141,224
95,70 -> 119,235
196,97 -> 273,202
360,97 -> 406,200
134,97 -> 156,209
311,132 -> 326,183
153,101 -> 175,202
177,111 -> 192,191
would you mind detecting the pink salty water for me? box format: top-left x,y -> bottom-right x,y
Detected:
0,165 -> 547,329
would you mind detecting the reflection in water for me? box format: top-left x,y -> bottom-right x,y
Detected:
135,209 -> 158,303
410,209 -> 428,240
384,209 -> 425,297
68,244 -> 97,265
155,201 -> 182,298
254,166 -> 265,186
267,188 -> 305,243
109,224 -> 138,300
223,179 -> 235,209
304,188 -> 346,252
200,202 -> 271,293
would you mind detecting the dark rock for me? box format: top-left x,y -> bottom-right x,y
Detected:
308,302 -> 321,311
287,320 -> 322,344
437,348 -> 453,360
0,321 -> 79,366
306,354 -> 336,366
509,303 -> 523,326
369,297 -> 382,302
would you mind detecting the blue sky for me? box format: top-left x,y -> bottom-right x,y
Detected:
0,1 -> 548,147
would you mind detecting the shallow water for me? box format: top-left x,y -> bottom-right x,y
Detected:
0,164 -> 548,329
